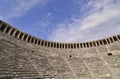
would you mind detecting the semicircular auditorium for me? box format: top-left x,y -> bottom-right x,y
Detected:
0,20 -> 120,79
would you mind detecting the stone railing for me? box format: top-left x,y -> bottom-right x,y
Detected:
0,20 -> 120,49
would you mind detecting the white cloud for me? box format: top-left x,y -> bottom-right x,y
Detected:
0,16 -> 3,20
46,12 -> 52,17
48,0 -> 120,42
1,0 -> 49,20
80,8 -> 120,30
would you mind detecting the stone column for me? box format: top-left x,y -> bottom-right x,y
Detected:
62,43 -> 64,49
106,38 -> 110,44
105,38 -> 109,44
12,30 -> 17,37
79,43 -> 82,48
88,42 -> 91,47
0,23 -> 3,28
47,42 -> 50,47
76,43 -> 78,48
35,38 -> 38,44
21,33 -> 25,40
46,41 -> 48,47
98,40 -> 101,46
39,39 -> 42,45
3,25 -> 8,33
17,32 -> 21,39
25,35 -> 29,42
110,37 -> 114,43
33,37 -> 36,44
8,28 -> 13,35
68,43 -> 71,49
116,35 -> 120,41
59,43 -> 61,48
29,37 -> 33,43
49,42 -> 51,47
99,40 -> 103,45
43,40 -> 45,46
58,43 -> 60,48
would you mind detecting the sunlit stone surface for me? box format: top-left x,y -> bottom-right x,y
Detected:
0,20 -> 120,79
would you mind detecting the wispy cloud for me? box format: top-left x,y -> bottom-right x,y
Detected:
0,16 -> 3,20
0,0 -> 49,20
46,12 -> 52,17
48,0 -> 120,42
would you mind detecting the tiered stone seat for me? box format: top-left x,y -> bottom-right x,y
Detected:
67,57 -> 91,78
0,20 -> 120,79
83,57 -> 112,78
0,58 -> 13,78
0,39 -> 40,79
48,56 -> 74,79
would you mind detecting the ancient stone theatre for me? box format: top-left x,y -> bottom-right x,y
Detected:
0,20 -> 120,79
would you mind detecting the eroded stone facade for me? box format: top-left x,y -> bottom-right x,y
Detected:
0,20 -> 120,79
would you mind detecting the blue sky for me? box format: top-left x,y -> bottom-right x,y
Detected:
0,0 -> 120,42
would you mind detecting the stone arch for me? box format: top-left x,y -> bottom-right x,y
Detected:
117,35 -> 120,40
71,43 -> 73,49
80,43 -> 83,48
0,23 -> 7,32
5,26 -> 11,34
19,32 -> 24,40
9,28 -> 16,36
106,38 -> 110,44
113,36 -> 118,41
14,30 -> 20,38
109,37 -> 114,43
23,34 -> 28,41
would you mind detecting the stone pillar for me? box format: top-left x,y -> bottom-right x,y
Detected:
12,30 -> 17,37
110,37 -> 114,43
47,42 -> 50,47
75,43 -> 78,48
43,41 -> 45,46
98,40 -> 101,46
106,38 -> 110,44
82,43 -> 85,48
91,42 -> 94,47
56,42 -> 58,48
85,43 -> 88,47
8,28 -> 13,35
21,33 -> 25,40
33,38 -> 36,44
72,43 -> 74,48
99,40 -> 103,45
63,43 -> 65,48
65,43 -> 67,49
88,42 -> 91,47
58,43 -> 60,48
116,35 -> 120,41
68,43 -> 70,49
3,25 -> 8,33
93,41 -> 97,47
39,40 -> 42,45
25,35 -> 29,42
36,39 -> 39,45
29,37 -> 33,43
80,43 -> 82,48
37,40 -> 40,45
105,38 -> 109,44
59,43 -> 61,48
0,23 -> 3,28
60,43 -> 62,48
17,32 -> 21,39
49,42 -> 51,47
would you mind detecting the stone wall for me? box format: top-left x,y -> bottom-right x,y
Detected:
0,20 -> 120,79
0,20 -> 120,49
